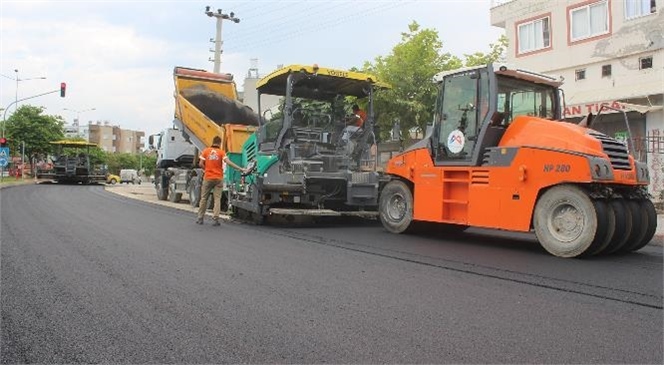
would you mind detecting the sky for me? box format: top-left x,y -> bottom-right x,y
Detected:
0,0 -> 505,140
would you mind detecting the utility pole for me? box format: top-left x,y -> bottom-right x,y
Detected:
205,6 -> 240,73
21,141 -> 25,179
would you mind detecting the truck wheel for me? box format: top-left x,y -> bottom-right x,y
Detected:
600,199 -> 633,255
189,184 -> 201,207
380,180 -> 414,234
110,178 -> 117,185
221,192 -> 229,213
533,185 -> 600,258
156,177 -> 169,201
168,182 -> 182,203
625,199 -> 657,252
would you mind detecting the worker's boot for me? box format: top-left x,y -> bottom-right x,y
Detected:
212,218 -> 220,226
195,217 -> 204,225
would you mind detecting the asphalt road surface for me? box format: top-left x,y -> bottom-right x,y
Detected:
1,184 -> 662,363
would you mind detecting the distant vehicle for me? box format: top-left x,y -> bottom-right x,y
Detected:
120,169 -> 141,184
37,140 -> 106,184
106,173 -> 120,184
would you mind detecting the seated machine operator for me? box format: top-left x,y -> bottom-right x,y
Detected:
341,104 -> 367,142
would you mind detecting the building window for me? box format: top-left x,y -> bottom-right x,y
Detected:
602,64 -> 612,77
640,56 -> 653,69
575,69 -> 586,80
517,16 -> 551,54
570,0 -> 609,42
625,0 -> 657,19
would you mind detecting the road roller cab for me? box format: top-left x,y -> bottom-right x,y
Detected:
380,63 -> 656,258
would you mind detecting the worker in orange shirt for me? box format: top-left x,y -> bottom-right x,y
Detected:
342,104 -> 368,142
196,136 -> 248,226
350,104 -> 367,127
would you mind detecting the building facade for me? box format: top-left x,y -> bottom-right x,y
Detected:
63,123 -> 90,140
242,66 -> 282,115
491,0 -> 664,195
88,121 -> 145,153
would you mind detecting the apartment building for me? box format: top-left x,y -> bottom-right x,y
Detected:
87,121 -> 145,153
241,64 -> 283,114
491,0 -> 664,193
63,123 -> 89,140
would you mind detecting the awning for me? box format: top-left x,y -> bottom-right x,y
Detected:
619,102 -> 663,114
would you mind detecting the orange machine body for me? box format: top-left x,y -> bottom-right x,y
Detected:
385,115 -> 645,232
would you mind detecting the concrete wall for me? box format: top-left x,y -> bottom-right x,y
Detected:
491,0 -> 664,198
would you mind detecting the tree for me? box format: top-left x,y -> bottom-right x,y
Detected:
362,21 -> 463,140
60,137 -> 107,166
141,154 -> 157,176
4,105 -> 65,164
105,153 -> 138,174
464,35 -> 508,67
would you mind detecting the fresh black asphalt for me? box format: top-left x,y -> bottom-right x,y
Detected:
1,184 -> 662,363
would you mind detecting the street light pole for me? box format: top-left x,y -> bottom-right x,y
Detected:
1,69 -> 48,112
3,87 -> 65,138
63,107 -> 96,126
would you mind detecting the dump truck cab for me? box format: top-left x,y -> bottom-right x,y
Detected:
227,64 -> 389,221
380,63 -> 656,258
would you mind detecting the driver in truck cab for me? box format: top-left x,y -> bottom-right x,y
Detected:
196,136 -> 248,226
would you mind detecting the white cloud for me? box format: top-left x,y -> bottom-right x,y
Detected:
1,12 -> 247,137
1,0 -> 505,140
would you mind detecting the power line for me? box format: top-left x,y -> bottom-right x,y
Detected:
230,0 -> 414,52
229,0 -> 307,21
226,1 -> 348,42
227,0 -> 380,47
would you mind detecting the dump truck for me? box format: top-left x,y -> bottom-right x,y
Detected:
378,63 -> 656,258
151,67 -> 259,207
38,140 -> 107,184
225,64 -> 389,223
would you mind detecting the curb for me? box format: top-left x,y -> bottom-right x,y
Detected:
0,179 -> 38,190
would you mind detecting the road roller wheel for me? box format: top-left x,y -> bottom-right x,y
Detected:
533,185 -> 602,258
584,200 -> 615,257
625,199 -> 657,252
615,200 -> 647,254
600,199 -> 633,255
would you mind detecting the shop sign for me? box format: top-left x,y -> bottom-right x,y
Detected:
564,100 -> 625,118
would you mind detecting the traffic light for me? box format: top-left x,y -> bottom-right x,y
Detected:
60,82 -> 66,97
0,137 -> 6,147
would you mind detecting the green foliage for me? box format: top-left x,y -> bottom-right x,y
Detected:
105,153 -> 137,174
361,23 -> 508,140
87,146 -> 107,166
104,152 -> 154,175
4,105 -> 65,160
362,22 -> 463,139
141,154 -> 157,176
59,137 -> 107,166
464,35 -> 509,67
